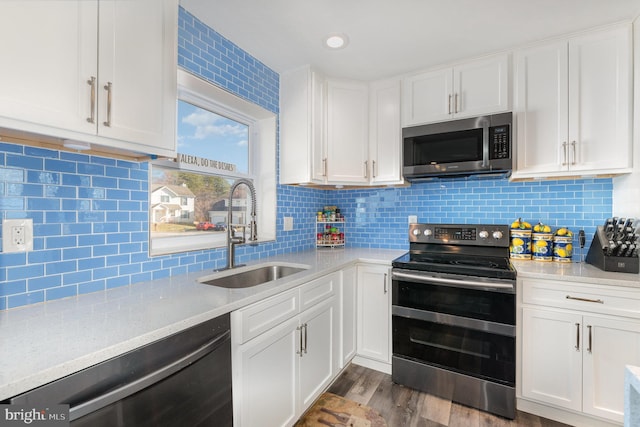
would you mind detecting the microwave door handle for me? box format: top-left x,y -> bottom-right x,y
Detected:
481,119 -> 490,168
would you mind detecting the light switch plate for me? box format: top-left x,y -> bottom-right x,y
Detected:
2,219 -> 33,253
284,217 -> 294,231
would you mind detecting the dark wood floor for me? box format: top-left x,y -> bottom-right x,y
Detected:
325,364 -> 573,427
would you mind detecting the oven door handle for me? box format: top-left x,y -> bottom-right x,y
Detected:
392,271 -> 514,292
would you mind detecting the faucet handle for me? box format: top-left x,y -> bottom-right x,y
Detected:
230,236 -> 245,244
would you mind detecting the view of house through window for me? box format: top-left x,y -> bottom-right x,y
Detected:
150,98 -> 253,252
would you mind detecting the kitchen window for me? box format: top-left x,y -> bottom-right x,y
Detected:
149,70 -> 276,256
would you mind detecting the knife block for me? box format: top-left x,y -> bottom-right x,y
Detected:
586,226 -> 639,273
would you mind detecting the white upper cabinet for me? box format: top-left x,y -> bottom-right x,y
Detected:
0,2 -> 98,136
96,0 -> 177,154
0,0 -> 177,158
326,79 -> 369,184
279,66 -> 326,185
369,79 -> 403,185
512,24 -> 632,179
280,66 -> 403,186
403,53 -> 510,127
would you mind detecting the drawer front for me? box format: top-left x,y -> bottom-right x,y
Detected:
521,278 -> 640,319
233,288 -> 300,344
300,272 -> 338,312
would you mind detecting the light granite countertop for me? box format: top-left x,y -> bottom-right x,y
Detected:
512,259 -> 640,288
1,248 -> 639,401
0,248 -> 404,401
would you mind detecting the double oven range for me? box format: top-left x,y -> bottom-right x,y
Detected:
391,223 -> 516,419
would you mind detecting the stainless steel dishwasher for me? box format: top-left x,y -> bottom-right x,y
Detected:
6,313 -> 232,426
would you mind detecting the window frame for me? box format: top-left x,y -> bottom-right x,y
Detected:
149,69 -> 276,256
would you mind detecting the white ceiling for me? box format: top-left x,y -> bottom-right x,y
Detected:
180,0 -> 640,81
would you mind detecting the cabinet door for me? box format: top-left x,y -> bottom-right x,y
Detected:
279,66 -> 326,185
97,0 -> 177,154
453,54 -> 509,119
402,68 -> 452,126
310,71 -> 327,183
340,266 -> 357,367
299,297 -> 337,411
0,1 -> 97,135
234,316 -> 299,427
513,41 -> 569,176
582,316 -> 640,423
326,79 -> 369,184
567,26 -> 632,173
357,264 -> 391,363
369,79 -> 402,185
521,307 -> 582,411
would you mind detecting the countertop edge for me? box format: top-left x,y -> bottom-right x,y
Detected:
2,249 -> 638,401
0,249 -> 403,400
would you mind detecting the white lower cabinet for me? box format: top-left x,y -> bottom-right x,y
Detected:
232,272 -> 340,427
356,264 -> 391,369
235,316 -> 299,427
583,316 -> 640,421
520,278 -> 640,425
299,298 -> 336,409
522,307 -> 583,412
340,266 -> 357,367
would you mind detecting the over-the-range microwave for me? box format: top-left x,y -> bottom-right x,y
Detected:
402,112 -> 512,180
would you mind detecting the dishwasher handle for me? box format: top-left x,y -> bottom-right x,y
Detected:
70,330 -> 230,421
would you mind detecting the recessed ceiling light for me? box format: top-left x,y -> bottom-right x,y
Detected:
324,33 -> 349,50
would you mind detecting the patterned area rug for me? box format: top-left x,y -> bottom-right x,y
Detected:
295,392 -> 387,427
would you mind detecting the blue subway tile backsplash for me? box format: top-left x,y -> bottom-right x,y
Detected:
327,177 -> 612,250
0,7 -> 615,310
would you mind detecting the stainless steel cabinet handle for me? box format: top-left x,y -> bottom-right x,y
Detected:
364,160 -> 368,179
575,323 -> 580,351
561,142 -> 568,166
323,158 -> 327,177
297,325 -> 304,356
372,160 -> 377,178
571,141 -> 577,165
303,323 -> 308,354
566,295 -> 604,304
103,82 -> 113,127
86,76 -> 96,124
587,325 -> 592,353
454,93 -> 459,113
448,94 -> 452,114
383,273 -> 388,294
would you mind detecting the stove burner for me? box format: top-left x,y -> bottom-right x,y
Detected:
409,253 -> 508,269
392,251 -> 516,280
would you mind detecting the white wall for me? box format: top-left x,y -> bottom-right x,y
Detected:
612,16 -> 640,217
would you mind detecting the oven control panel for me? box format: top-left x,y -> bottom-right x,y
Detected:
409,223 -> 510,247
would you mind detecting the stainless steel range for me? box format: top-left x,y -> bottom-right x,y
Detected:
391,223 -> 516,419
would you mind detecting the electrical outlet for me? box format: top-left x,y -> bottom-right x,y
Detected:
283,217 -> 294,231
12,225 -> 25,245
2,219 -> 33,253
408,215 -> 418,224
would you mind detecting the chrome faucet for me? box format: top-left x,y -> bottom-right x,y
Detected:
225,178 -> 257,269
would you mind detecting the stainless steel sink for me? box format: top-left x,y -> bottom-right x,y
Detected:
198,263 -> 309,289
